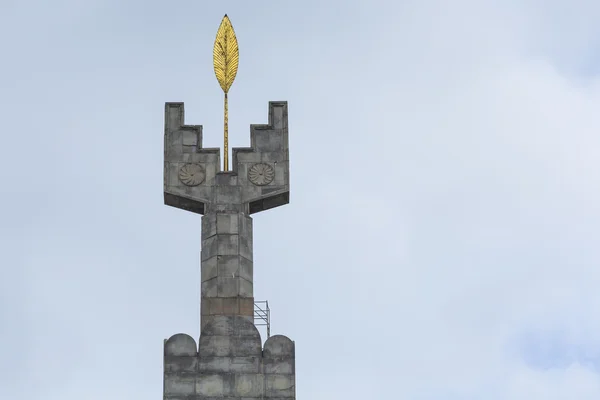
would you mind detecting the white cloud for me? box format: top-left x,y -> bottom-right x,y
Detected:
2,0 -> 600,399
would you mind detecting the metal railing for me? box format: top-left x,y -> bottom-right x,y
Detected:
253,300 -> 270,338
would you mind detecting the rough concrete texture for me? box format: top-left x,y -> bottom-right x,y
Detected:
164,101 -> 290,216
200,211 -> 254,330
163,102 -> 295,399
163,101 -> 290,328
164,316 -> 295,399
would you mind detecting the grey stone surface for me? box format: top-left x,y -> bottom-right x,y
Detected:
163,102 -> 294,399
165,334 -> 198,356
164,101 -> 290,216
164,317 -> 295,400
164,101 -> 288,325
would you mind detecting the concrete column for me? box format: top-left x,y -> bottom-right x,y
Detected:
163,101 -> 295,400
200,211 -> 254,330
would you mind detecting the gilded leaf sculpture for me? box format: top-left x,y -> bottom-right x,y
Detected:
213,14 -> 239,171
213,14 -> 239,94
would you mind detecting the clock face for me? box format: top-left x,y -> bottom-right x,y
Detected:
248,163 -> 274,186
178,163 -> 206,186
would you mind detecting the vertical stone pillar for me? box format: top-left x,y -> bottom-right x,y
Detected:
200,211 -> 254,330
163,101 -> 295,400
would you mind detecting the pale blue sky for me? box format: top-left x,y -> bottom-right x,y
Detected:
1,0 -> 600,399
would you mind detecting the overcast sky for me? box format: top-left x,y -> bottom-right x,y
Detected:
1,0 -> 600,399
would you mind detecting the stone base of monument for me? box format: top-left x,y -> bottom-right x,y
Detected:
164,316 -> 295,399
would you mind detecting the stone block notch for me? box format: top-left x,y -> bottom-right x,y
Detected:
163,102 -> 220,215
232,101 -> 290,215
163,101 -> 290,216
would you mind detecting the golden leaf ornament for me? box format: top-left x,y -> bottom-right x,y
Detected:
213,15 -> 239,94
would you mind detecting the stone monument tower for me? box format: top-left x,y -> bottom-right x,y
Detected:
162,15 -> 296,400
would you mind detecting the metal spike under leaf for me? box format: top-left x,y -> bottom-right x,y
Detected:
213,15 -> 239,171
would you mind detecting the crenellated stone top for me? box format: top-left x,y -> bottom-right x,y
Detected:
164,101 -> 290,216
